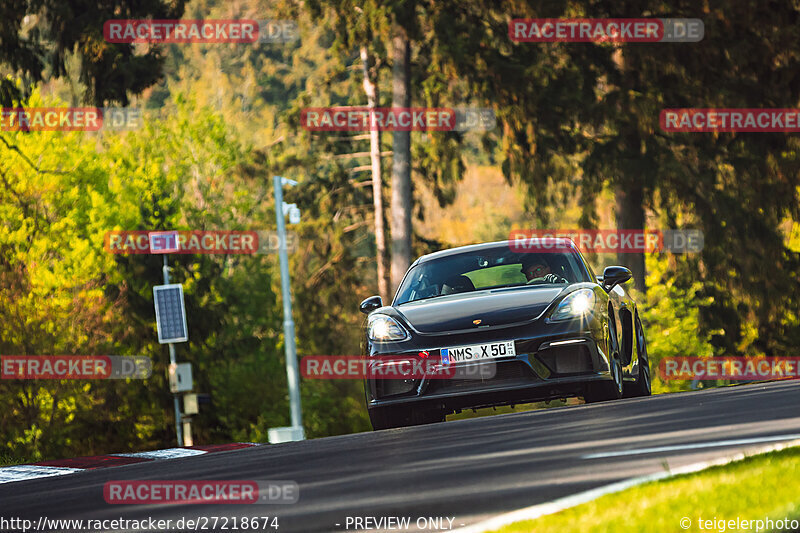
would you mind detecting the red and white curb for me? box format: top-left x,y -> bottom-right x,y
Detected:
0,465 -> 84,484
0,443 -> 260,485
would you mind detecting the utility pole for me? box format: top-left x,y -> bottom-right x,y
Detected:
270,175 -> 305,442
162,255 -> 183,446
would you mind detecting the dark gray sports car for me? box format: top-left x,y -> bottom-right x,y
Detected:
359,239 -> 651,430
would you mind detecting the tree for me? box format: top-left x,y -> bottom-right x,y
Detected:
390,29 -> 413,290
0,89 -> 173,459
414,0 -> 800,357
580,0 -> 800,354
360,46 -> 391,303
0,0 -> 185,106
305,0 -> 473,289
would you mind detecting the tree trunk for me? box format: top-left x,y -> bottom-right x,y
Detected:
612,46 -> 646,293
390,31 -> 412,292
615,184 -> 646,292
360,46 -> 390,304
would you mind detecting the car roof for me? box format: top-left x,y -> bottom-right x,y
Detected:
414,238 -> 579,265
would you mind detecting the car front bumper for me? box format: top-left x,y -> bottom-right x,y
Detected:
365,316 -> 617,412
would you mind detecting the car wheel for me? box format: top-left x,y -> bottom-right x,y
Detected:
584,323 -> 624,403
625,313 -> 651,398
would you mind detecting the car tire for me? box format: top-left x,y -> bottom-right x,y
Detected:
584,354 -> 624,403
584,322 -> 624,403
624,313 -> 651,398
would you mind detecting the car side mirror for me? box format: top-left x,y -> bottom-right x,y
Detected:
602,266 -> 632,291
359,295 -> 383,314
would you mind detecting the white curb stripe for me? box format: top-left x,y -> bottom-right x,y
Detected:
454,438 -> 800,533
582,433 -> 800,459
0,445 -> 256,485
0,465 -> 84,484
112,448 -> 208,459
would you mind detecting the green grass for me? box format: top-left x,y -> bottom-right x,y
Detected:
0,454 -> 32,467
495,446 -> 800,533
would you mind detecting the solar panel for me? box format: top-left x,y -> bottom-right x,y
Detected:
153,284 -> 188,343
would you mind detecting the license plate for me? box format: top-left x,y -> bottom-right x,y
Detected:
441,341 -> 516,364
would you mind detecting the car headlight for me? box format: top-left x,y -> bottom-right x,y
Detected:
368,314 -> 410,342
549,289 -> 596,321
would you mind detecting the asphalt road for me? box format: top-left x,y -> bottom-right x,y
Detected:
2,381 -> 800,532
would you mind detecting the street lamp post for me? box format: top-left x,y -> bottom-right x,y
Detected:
271,175 -> 304,442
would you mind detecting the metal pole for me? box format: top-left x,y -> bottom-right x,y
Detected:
274,176 -> 303,435
163,255 -> 183,446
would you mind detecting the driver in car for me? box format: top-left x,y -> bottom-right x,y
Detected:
521,256 -> 566,284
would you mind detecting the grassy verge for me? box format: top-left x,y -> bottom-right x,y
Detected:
0,454 -> 33,467
494,446 -> 800,533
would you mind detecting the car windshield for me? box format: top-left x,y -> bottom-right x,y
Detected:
394,245 -> 591,305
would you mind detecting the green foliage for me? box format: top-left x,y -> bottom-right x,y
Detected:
639,254 -> 715,394
0,0 -> 186,106
0,87 -> 371,459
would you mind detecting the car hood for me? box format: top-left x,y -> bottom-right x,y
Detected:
394,286 -> 566,334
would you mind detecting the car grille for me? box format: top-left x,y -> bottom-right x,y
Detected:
425,361 -> 535,394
